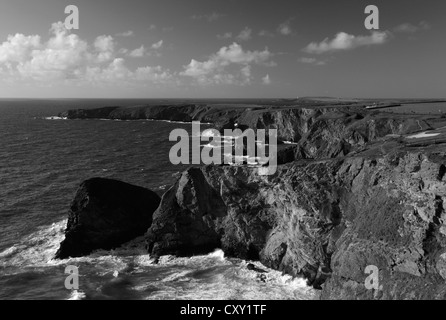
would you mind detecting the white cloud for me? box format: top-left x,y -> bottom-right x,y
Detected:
303,31 -> 390,54
148,24 -> 157,31
299,57 -> 326,66
181,42 -> 274,85
191,12 -> 224,22
16,22 -> 90,80
299,57 -> 316,64
259,30 -> 275,37
84,59 -> 174,86
217,32 -> 232,39
86,58 -> 132,82
151,40 -> 163,49
94,35 -> 114,52
126,41 -> 162,58
236,27 -> 252,41
115,30 -> 134,37
118,48 -> 129,55
278,20 -> 292,35
262,74 -> 271,85
394,21 -> 431,33
129,45 -> 146,57
135,65 -> 173,83
216,43 -> 272,64
240,65 -> 252,85
94,35 -> 115,62
0,21 -> 174,87
0,33 -> 40,63
1,21 -> 283,89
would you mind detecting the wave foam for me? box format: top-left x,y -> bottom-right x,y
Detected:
1,226 -> 316,300
67,290 -> 87,300
0,220 -> 66,268
43,116 -> 68,120
208,249 -> 225,261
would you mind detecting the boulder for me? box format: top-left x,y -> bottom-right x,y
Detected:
55,178 -> 160,259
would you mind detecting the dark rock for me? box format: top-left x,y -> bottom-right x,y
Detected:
146,168 -> 225,257
55,178 -> 160,259
247,263 -> 267,273
59,106 -> 120,119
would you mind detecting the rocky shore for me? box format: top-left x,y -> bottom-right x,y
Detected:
56,102 -> 446,299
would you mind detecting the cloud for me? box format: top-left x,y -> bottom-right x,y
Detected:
151,40 -> 163,49
0,21 -> 173,86
394,21 -> 431,33
129,45 -> 146,57
259,30 -> 275,37
191,12 -> 224,22
0,33 -> 40,63
299,57 -> 316,64
85,58 -> 174,85
115,30 -> 134,37
135,65 -> 174,83
94,35 -> 115,62
262,74 -> 271,85
118,48 -> 128,55
115,41 -> 163,59
298,57 -> 326,66
148,24 -> 157,31
85,58 -> 131,82
181,42 -> 274,85
303,31 -> 390,54
236,27 -> 252,41
277,20 -> 292,35
216,43 -> 272,65
15,22 -> 90,80
217,32 -> 232,39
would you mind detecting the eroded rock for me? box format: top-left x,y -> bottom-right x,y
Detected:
55,178 -> 160,259
146,151 -> 446,298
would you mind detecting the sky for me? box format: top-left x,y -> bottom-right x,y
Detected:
0,0 -> 444,99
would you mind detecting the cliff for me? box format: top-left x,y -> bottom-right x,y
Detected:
60,102 -> 446,299
60,103 -> 437,158
146,148 -> 446,299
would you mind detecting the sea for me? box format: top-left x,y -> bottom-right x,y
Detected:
0,99 -> 316,300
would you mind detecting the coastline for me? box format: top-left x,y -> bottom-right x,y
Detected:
53,100 -> 446,299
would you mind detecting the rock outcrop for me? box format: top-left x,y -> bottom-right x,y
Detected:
146,148 -> 446,299
61,106 -> 120,119
55,178 -> 160,259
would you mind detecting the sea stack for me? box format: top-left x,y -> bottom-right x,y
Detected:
55,178 -> 161,259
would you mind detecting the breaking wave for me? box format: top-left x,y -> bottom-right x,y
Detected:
0,221 -> 317,300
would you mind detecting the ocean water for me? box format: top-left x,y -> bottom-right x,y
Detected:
0,99 -> 316,300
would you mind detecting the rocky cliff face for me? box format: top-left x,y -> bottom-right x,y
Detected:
60,104 -> 435,161
146,149 -> 446,299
